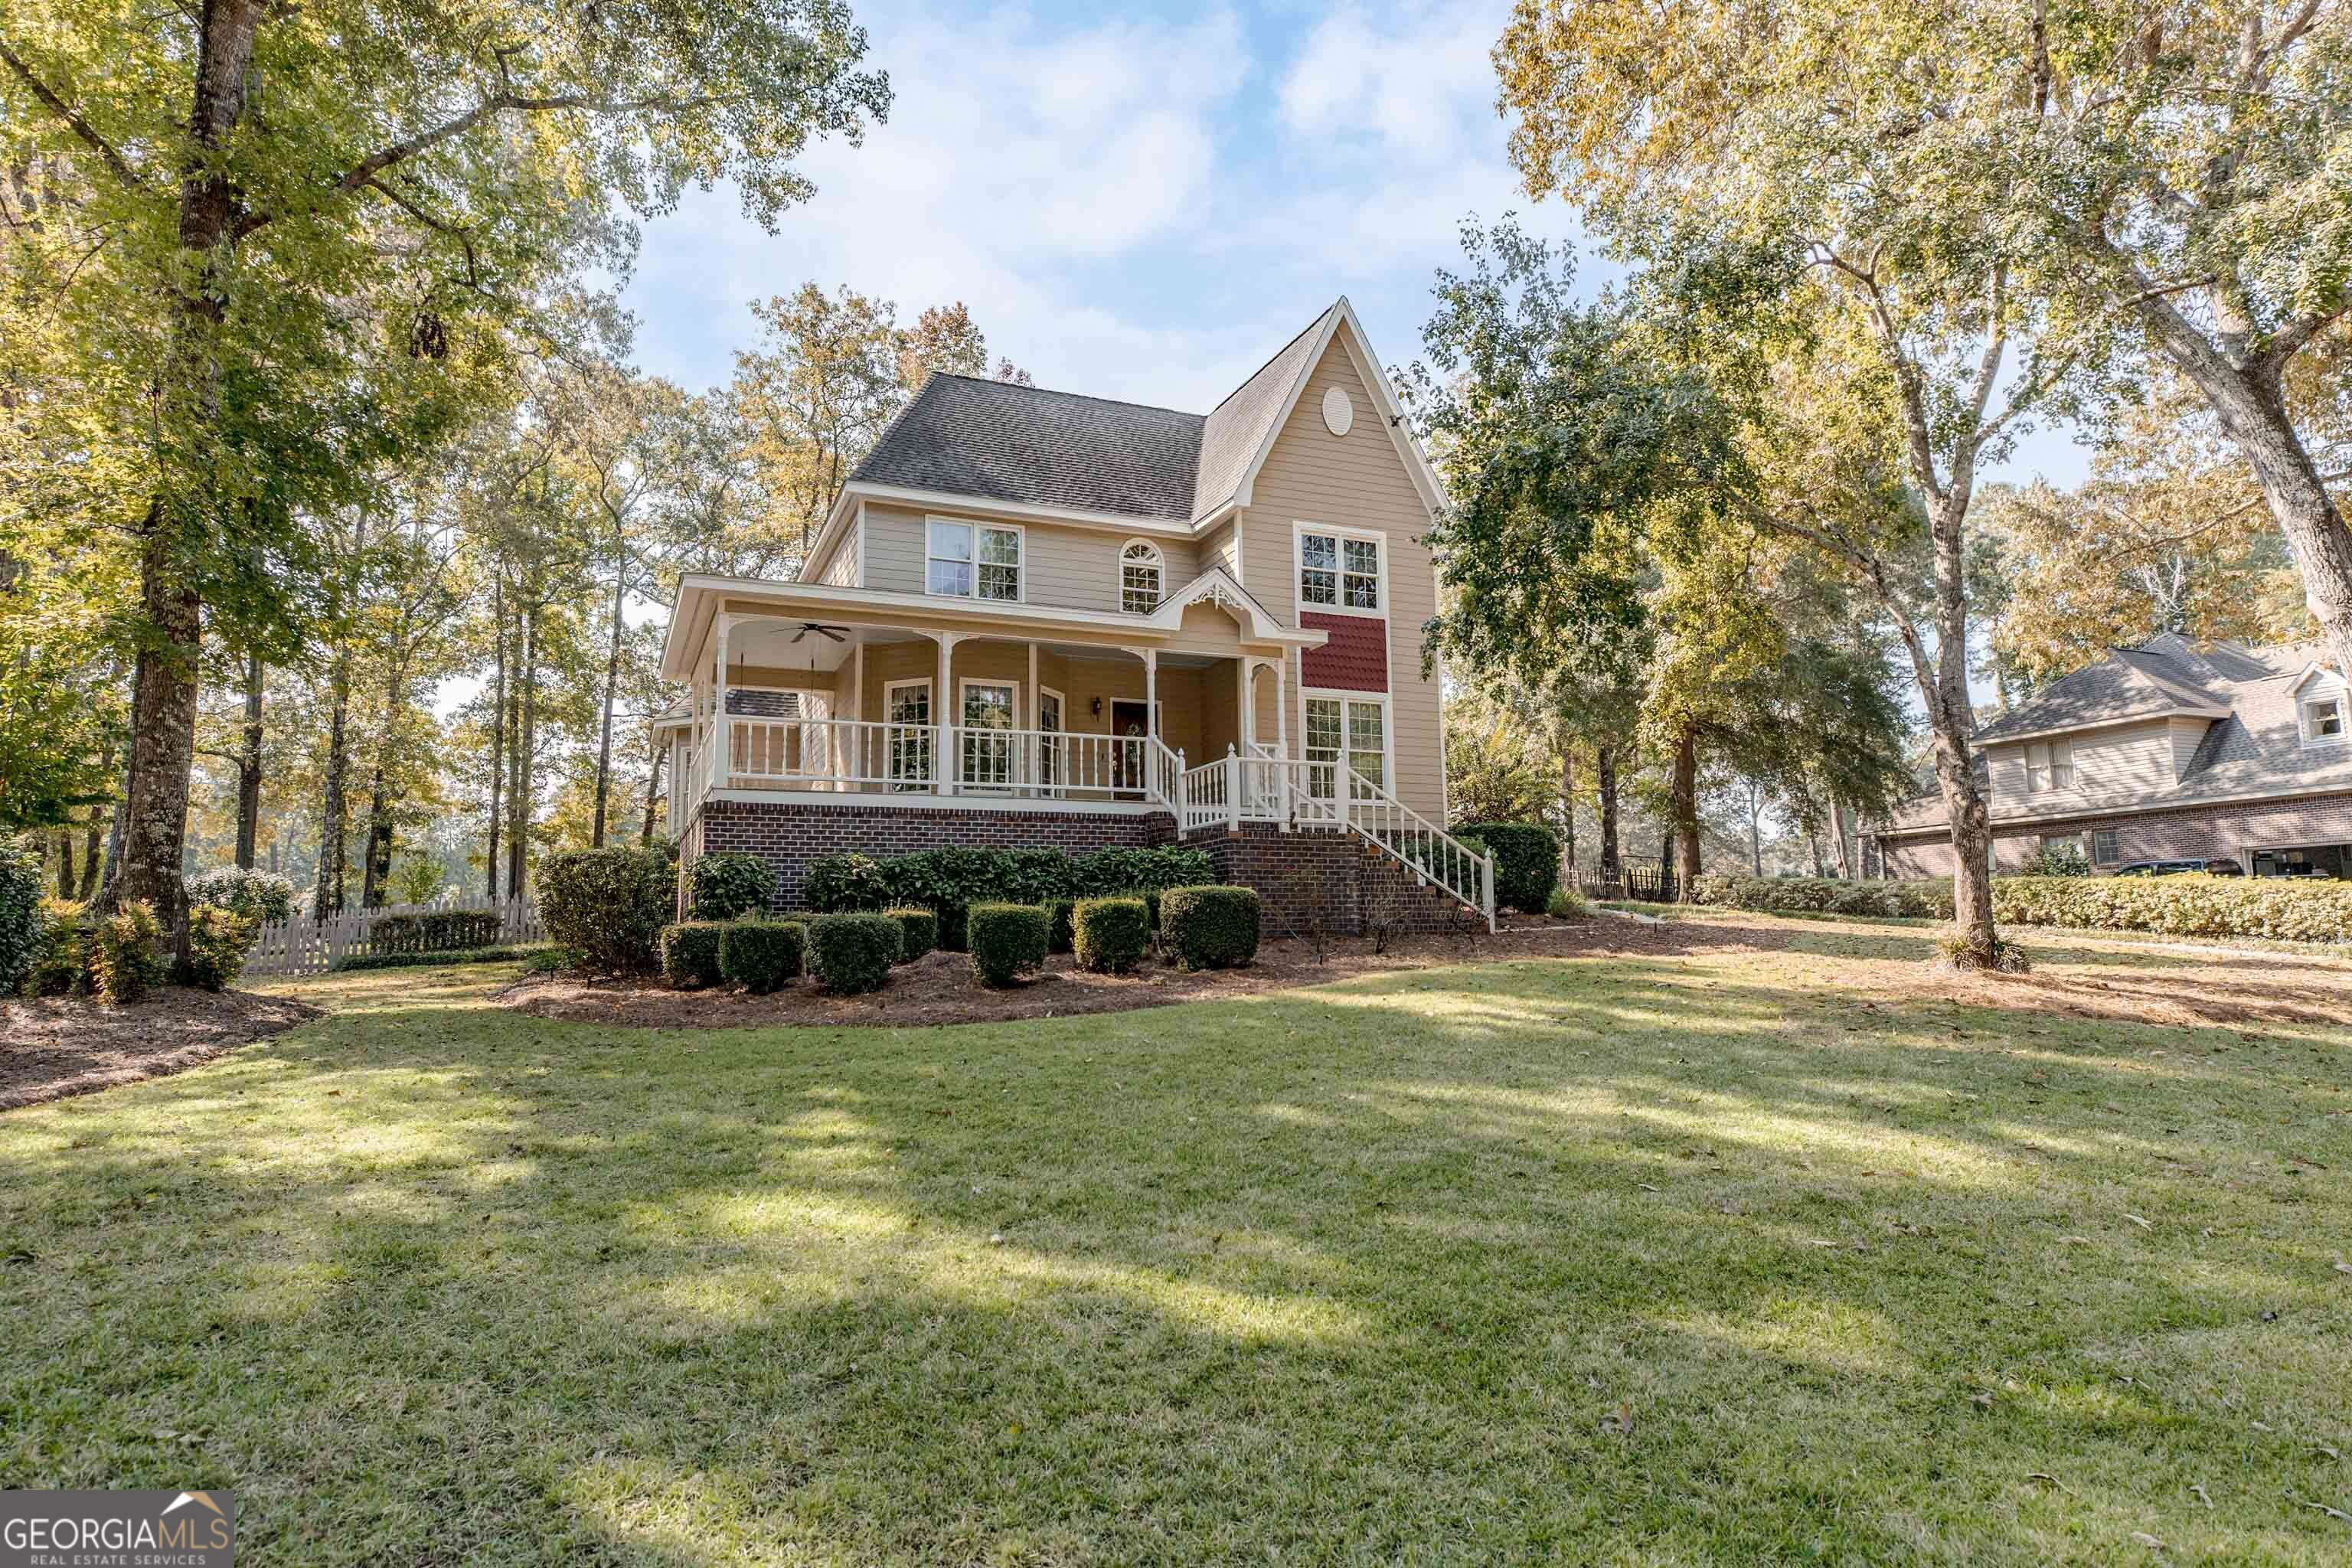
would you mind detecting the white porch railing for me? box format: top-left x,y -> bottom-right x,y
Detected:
711,717 -> 1172,802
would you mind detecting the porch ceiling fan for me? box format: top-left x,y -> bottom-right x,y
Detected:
789,622 -> 849,644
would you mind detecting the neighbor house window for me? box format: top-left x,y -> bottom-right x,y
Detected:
2092,829 -> 2119,866
1120,540 -> 1163,614
2024,739 -> 2073,792
928,519 -> 1021,601
1298,529 -> 1380,612
2305,691 -> 2347,744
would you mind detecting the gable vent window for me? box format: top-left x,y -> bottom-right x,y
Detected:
1120,540 -> 1163,615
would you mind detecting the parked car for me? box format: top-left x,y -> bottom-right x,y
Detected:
2114,858 -> 2243,877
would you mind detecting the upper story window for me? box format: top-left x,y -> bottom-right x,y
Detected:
1298,528 -> 1381,614
2024,738 -> 2072,792
1120,540 -> 1163,614
928,519 -> 1021,602
2302,689 -> 2347,746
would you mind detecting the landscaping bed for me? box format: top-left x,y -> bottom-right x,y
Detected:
0,988 -> 322,1109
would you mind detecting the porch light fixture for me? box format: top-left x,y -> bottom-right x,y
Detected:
1090,697 -> 1102,717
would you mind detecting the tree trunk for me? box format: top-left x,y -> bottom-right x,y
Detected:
1808,828 -> 1825,877
591,565 -> 625,848
1557,741 -> 1578,884
1829,799 -> 1852,878
360,790 -> 397,908
234,647 -> 263,869
1596,744 -> 1621,887
314,652 -> 350,916
1671,725 -> 1701,895
1746,779 -> 1763,877
54,830 -> 75,899
483,577 -> 506,901
507,606 -> 537,899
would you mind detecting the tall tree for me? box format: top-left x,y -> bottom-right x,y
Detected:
0,0 -> 889,944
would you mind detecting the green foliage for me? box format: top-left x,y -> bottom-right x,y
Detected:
1687,874 -> 1958,921
178,903 -> 256,992
1934,933 -> 2031,974
807,913 -> 901,995
689,853 -> 776,920
1547,887 -> 1592,920
720,920 -> 805,995
1993,874 -> 2352,946
1073,897 -> 1149,975
185,867 -> 297,925
883,906 -> 936,964
1458,822 -> 1560,913
805,854 -> 890,913
0,848 -> 42,996
23,898 -> 87,996
371,910 -> 504,953
966,903 -> 1050,988
1073,847 -> 1217,897
538,848 -> 676,973
334,946 -> 551,973
2024,843 -> 2092,878
660,922 -> 729,988
1159,886 -> 1260,972
1043,898 -> 1075,955
91,900 -> 166,1004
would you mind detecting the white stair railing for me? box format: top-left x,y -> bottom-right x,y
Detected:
1332,765 -> 1496,933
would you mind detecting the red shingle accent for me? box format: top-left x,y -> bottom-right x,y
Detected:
1299,612 -> 1387,691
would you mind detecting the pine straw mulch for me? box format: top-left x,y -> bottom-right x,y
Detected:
1,988 -> 324,1111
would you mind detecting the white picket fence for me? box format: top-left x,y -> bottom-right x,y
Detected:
244,896 -> 542,976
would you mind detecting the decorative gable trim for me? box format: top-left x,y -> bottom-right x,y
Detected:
1142,566 -> 1323,645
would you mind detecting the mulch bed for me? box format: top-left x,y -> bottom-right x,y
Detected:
493,915 -> 1702,1030
0,988 -> 323,1111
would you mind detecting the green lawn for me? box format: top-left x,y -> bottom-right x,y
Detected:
2,922 -> 2348,1564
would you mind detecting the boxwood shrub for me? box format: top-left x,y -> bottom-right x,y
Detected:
1160,885 -> 1260,970
690,852 -> 776,920
720,920 -> 805,994
178,903 -> 256,991
0,848 -> 42,997
538,848 -> 675,972
23,899 -> 86,996
808,913 -> 902,995
91,900 -> 166,1004
660,921 -> 728,988
806,845 -> 1217,952
967,902 -> 1050,988
185,866 -> 297,925
883,906 -> 936,963
1043,897 -> 1076,954
1456,822 -> 1559,913
1073,897 -> 1149,974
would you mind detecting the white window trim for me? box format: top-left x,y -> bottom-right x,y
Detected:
1037,684 -> 1066,730
1292,521 -> 1389,619
2091,828 -> 2120,866
1301,687 -> 1394,796
956,675 -> 1021,727
1118,537 -> 1165,616
2298,683 -> 2347,748
924,514 -> 1026,604
882,677 -> 933,723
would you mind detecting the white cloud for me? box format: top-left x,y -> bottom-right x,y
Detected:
1277,2 -> 1502,165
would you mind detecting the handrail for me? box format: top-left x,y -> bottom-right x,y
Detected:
1211,753 -> 1493,930
1334,763 -> 1496,933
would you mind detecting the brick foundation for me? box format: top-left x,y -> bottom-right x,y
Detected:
1191,823 -> 1481,936
1871,791 -> 2352,878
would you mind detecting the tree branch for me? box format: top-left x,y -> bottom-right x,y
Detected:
0,39 -> 142,191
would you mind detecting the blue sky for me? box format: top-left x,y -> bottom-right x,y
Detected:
622,0 -> 2094,479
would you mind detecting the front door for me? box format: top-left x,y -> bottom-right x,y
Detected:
1111,700 -> 1151,794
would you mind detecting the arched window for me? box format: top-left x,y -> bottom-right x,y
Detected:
1120,539 -> 1163,614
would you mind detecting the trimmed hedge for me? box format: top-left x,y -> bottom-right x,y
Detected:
660,921 -> 728,988
1161,884 -> 1259,970
720,920 -> 805,994
1073,897 -> 1149,974
1457,822 -> 1559,912
884,906 -> 936,963
1993,873 -> 2352,944
808,913 -> 902,995
186,866 -> 297,925
1043,897 -> 1075,954
1687,874 -> 1958,920
372,909 -> 503,953
335,945 -> 549,972
968,903 -> 1050,988
805,853 -> 890,913
805,844 -> 1217,951
0,848 -> 41,997
178,903 -> 256,991
690,852 -> 776,920
539,848 -> 675,972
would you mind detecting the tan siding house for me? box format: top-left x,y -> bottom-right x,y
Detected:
655,299 -> 1494,927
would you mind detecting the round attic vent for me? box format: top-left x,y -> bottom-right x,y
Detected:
1321,384 -> 1354,436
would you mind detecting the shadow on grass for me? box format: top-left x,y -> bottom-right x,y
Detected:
2,952 -> 2348,1563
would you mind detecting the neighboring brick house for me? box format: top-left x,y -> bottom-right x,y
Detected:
653,299 -> 1494,932
1863,634 -> 2352,880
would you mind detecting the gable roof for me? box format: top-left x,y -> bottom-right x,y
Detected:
833,297 -> 1440,534
1975,641 -> 2230,743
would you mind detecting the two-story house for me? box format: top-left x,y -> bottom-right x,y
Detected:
653,299 -> 1494,929
1865,633 -> 2352,879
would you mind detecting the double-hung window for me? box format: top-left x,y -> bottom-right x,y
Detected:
1298,529 -> 1381,612
1304,694 -> 1387,801
2024,739 -> 2072,792
928,519 -> 1021,601
1120,540 -> 1163,614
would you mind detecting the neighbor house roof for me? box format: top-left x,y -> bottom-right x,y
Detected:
1877,635 -> 2350,835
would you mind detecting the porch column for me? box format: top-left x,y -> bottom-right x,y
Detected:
1027,641 -> 1040,787
1143,648 -> 1157,738
711,614 -> 732,789
1236,660 -> 1250,748
936,630 -> 962,794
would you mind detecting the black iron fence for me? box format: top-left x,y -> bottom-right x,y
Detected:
1577,865 -> 1678,903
